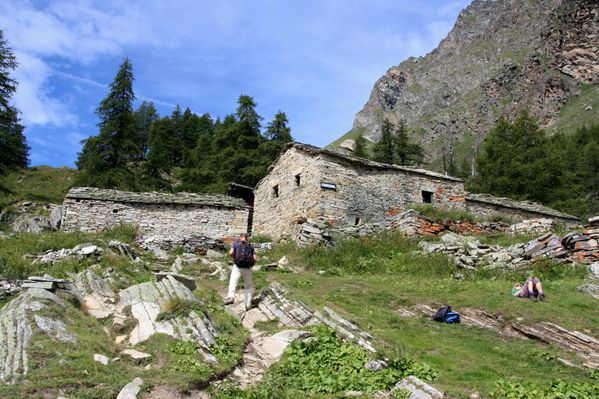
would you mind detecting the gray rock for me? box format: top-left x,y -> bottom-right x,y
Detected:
93,353 -> 109,365
205,249 -> 225,258
0,288 -> 74,383
155,272 -> 196,291
75,269 -> 116,319
393,375 -> 443,399
49,205 -> 62,230
109,240 -> 137,261
116,377 -> 144,399
121,349 -> 151,360
365,359 -> 387,372
115,276 -> 216,346
589,262 -> 599,280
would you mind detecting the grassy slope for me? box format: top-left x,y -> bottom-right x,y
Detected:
326,127 -> 366,149
252,233 -> 597,398
0,166 -> 77,208
548,84 -> 599,136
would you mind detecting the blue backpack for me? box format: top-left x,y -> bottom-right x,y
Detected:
432,306 -> 461,324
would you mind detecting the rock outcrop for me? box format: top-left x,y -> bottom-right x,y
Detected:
0,288 -> 75,384
347,0 -> 599,165
115,276 -> 217,349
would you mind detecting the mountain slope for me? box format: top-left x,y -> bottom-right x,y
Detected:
339,0 -> 599,171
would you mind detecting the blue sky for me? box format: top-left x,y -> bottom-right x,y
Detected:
1,0 -> 471,167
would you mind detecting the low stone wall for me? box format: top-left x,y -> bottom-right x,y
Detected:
465,194 -> 580,228
61,188 -> 249,240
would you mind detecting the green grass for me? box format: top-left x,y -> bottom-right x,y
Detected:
548,83 -> 599,136
0,165 -> 77,208
246,233 -> 597,398
0,224 -> 142,280
326,126 -> 367,149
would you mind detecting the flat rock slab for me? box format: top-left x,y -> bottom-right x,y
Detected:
155,272 -> 196,291
116,377 -> 144,399
122,349 -> 151,360
256,330 -> 311,361
75,269 -> 116,319
93,353 -> 109,365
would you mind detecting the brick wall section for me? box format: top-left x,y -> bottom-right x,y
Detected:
61,188 -> 249,239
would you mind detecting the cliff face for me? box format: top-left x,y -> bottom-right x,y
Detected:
346,0 -> 599,170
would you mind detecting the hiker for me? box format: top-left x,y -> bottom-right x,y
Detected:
224,233 -> 256,309
512,277 -> 546,302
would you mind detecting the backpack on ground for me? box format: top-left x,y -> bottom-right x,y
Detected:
431,306 -> 451,322
431,306 -> 461,324
234,240 -> 254,268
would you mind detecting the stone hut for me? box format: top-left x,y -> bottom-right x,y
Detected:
253,143 -> 467,240
61,187 -> 250,240
253,143 -> 579,240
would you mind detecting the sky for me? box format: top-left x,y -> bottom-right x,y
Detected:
0,0 -> 471,167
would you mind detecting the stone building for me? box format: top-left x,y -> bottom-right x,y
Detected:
61,187 -> 249,240
253,143 -> 579,240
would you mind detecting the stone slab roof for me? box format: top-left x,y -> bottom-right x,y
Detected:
465,193 -> 580,222
289,142 -> 464,183
65,187 -> 247,208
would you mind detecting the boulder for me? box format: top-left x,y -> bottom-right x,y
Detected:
121,349 -> 151,360
93,354 -> 109,365
109,240 -> 137,261
258,330 -> 311,360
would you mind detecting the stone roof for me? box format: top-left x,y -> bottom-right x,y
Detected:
288,142 -> 464,183
465,193 -> 580,222
65,187 -> 247,208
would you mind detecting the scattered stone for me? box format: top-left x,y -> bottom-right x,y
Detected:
93,354 -> 109,365
365,359 -> 388,372
109,240 -> 138,261
344,391 -> 363,398
277,256 -> 289,267
508,218 -> 554,235
121,349 -> 151,360
393,375 -> 443,399
258,330 -> 311,360
155,272 -> 197,291
116,377 -> 144,399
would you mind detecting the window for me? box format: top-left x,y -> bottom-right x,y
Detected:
273,185 -> 279,198
112,209 -> 119,213
295,174 -> 301,186
354,217 -> 361,226
422,190 -> 433,204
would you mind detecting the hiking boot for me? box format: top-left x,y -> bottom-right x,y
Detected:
539,293 -> 546,302
224,297 -> 234,305
531,294 -> 538,302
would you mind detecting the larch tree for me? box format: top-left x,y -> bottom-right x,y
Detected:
0,29 -> 29,188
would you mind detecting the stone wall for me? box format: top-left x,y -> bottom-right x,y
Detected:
253,147 -> 322,239
465,194 -> 580,228
253,144 -> 466,240
61,188 -> 249,240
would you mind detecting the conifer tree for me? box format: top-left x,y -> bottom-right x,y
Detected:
353,135 -> 368,158
394,119 -> 423,166
0,29 -> 29,187
77,58 -> 137,189
372,119 -> 395,164
133,101 -> 158,158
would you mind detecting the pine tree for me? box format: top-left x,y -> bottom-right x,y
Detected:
394,119 -> 423,166
353,135 -> 368,158
260,111 -> 292,161
373,119 -> 395,164
0,29 -> 29,187
133,101 -> 158,159
76,58 -> 138,189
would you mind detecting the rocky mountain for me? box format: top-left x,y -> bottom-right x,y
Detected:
338,0 -> 599,171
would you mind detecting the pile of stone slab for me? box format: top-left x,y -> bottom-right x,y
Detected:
565,216 -> 599,263
522,232 -> 568,261
296,220 -> 334,247
507,218 -> 554,235
138,234 -> 227,255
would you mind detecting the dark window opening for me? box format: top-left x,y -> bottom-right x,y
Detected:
422,191 -> 433,204
295,174 -> 301,186
112,209 -> 119,213
273,185 -> 279,198
354,217 -> 361,226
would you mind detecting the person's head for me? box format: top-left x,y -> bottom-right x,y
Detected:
514,283 -> 522,290
239,233 -> 248,242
